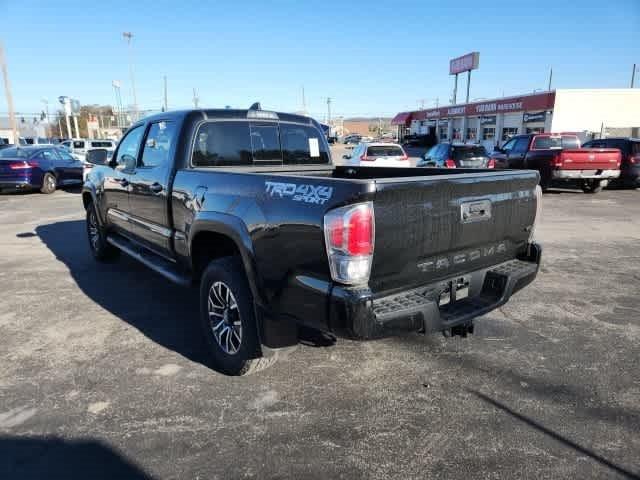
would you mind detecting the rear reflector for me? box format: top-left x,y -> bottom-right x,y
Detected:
487,158 -> 496,168
445,159 -> 456,168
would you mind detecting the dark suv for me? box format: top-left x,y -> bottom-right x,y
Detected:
582,137 -> 640,188
418,143 -> 494,169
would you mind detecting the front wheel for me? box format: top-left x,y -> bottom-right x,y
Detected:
199,257 -> 276,376
581,180 -> 603,194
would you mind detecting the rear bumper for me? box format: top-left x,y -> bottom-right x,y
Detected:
328,243 -> 542,340
0,179 -> 35,191
552,169 -> 620,180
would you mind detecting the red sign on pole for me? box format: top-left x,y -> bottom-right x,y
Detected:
449,52 -> 480,75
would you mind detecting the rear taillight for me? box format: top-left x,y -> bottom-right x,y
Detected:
445,159 -> 456,168
9,160 -> 38,170
630,155 -> 640,165
324,202 -> 374,284
360,155 -> 374,162
487,158 -> 496,168
399,154 -> 408,161
552,153 -> 563,168
529,185 -> 542,244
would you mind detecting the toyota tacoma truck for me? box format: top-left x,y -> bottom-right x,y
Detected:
491,133 -> 621,193
82,106 -> 542,376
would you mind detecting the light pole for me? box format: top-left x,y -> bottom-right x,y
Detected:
112,80 -> 123,128
123,32 -> 138,120
41,98 -> 50,137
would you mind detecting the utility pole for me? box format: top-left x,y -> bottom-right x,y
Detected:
192,88 -> 199,108
163,75 -> 168,111
631,64 -> 637,88
122,32 -> 138,120
548,67 -> 553,91
326,97 -> 331,124
0,42 -> 18,145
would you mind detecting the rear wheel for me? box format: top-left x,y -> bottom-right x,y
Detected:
86,202 -> 119,261
40,173 -> 56,194
581,180 -> 603,194
199,256 -> 276,376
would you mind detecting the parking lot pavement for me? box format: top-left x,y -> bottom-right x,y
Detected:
1,188 -> 640,479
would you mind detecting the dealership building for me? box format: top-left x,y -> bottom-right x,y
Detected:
391,88 -> 640,152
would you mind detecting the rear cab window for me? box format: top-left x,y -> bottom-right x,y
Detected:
366,145 -> 405,157
451,146 -> 488,160
191,119 -> 329,167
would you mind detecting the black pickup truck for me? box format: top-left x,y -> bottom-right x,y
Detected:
82,106 -> 542,375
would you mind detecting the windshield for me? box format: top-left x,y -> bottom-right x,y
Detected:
90,141 -> 113,148
0,148 -> 30,158
366,146 -> 404,157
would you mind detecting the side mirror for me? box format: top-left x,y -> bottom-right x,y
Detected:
342,154 -> 351,159
85,149 -> 108,166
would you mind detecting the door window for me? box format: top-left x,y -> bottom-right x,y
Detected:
73,140 -> 85,149
115,126 -> 144,169
140,121 -> 177,168
513,137 -> 530,153
35,150 -> 57,161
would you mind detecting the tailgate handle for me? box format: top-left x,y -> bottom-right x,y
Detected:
461,200 -> 492,223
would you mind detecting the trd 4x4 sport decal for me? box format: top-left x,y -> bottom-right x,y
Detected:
265,181 -> 333,205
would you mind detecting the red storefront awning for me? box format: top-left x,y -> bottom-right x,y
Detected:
391,112 -> 413,126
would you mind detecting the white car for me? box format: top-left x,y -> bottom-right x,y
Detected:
60,139 -> 117,180
342,142 -> 409,167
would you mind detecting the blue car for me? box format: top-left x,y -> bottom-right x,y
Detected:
0,146 -> 84,194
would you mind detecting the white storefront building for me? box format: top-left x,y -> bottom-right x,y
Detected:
392,89 -> 640,152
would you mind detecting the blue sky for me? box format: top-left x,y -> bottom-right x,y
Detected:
1,0 -> 638,118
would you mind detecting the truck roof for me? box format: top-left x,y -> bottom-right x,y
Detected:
139,108 -> 317,127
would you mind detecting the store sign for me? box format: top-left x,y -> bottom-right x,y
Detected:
438,120 -> 449,127
523,111 -> 547,123
416,92 -> 555,122
480,116 -> 496,125
450,52 -> 480,75
447,106 -> 466,116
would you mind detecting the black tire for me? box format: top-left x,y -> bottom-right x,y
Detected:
199,256 -> 276,376
40,172 -> 56,194
581,180 -> 603,194
86,202 -> 119,262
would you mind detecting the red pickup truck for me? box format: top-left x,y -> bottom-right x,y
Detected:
492,133 -> 621,193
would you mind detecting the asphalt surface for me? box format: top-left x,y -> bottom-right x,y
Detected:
1,183 -> 639,479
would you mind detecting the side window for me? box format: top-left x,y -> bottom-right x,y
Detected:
502,138 -> 517,151
280,124 -> 329,165
35,150 -> 56,161
513,137 -> 530,153
73,140 -> 85,149
250,123 -> 281,164
425,145 -> 438,159
115,126 -> 144,168
192,121 -> 252,167
140,121 -> 177,168
57,150 -> 75,161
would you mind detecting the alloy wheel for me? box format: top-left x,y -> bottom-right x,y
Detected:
208,281 -> 242,355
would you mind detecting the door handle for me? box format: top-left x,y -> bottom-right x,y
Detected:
150,182 -> 163,193
119,178 -> 129,187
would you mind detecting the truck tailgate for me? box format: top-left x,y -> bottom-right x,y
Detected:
369,171 -> 539,293
558,148 -> 621,170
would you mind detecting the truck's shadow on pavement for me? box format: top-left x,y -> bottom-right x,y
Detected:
35,220 -> 211,369
0,435 -> 155,480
